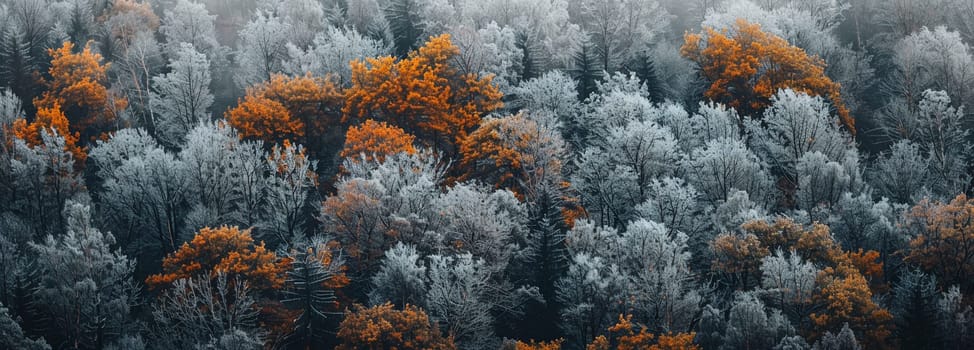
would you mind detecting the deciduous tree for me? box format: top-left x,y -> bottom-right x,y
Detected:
146,225 -> 290,292
35,41 -> 127,144
343,34 -> 503,155
340,119 -> 416,163
335,303 -> 456,350
681,19 -> 852,133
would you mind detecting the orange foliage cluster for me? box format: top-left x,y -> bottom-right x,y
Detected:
11,102 -> 85,161
711,232 -> 769,290
458,113 -> 562,197
515,338 -> 564,350
336,303 -> 457,350
146,226 -> 291,291
13,41 -> 126,162
344,34 -> 503,154
341,119 -> 417,163
811,263 -> 893,349
35,41 -> 127,143
904,194 -> 974,293
587,315 -> 699,350
682,19 -> 854,134
227,73 -> 342,144
732,218 -> 891,348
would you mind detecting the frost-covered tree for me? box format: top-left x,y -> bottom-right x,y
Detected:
602,119 -> 681,197
448,22 -> 523,90
271,0 -> 327,49
721,292 -> 794,350
150,43 -> 212,147
284,27 -> 387,86
384,0 -> 427,57
574,0 -> 670,72
8,130 -> 83,237
369,242 -> 427,308
572,147 -> 640,228
868,140 -> 928,204
616,219 -> 701,332
635,177 -> 705,239
323,151 -> 444,293
235,9 -> 290,88
749,89 -> 853,175
433,183 -> 524,270
939,286 -> 974,349
814,323 -> 860,350
557,253 -> 628,348
795,151 -> 863,213
112,31 -> 163,130
92,132 -> 188,252
912,90 -> 972,197
885,27 -> 974,112
179,122 -> 244,232
828,193 -> 902,259
150,273 -> 263,349
31,202 -> 138,349
425,253 -> 497,350
160,0 -> 221,59
263,141 -> 318,245
558,219 -> 700,345
511,71 -> 580,139
760,249 -> 818,325
684,137 -> 774,206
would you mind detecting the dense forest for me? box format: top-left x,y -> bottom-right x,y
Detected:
1,0 -> 973,349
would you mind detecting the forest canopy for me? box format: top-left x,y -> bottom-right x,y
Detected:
1,0 -> 974,349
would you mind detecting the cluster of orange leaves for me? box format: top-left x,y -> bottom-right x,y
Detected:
12,41 -> 126,162
514,339 -> 564,350
904,194 -> 974,293
145,226 -> 291,292
458,113 -> 548,196
336,303 -> 456,350
729,218 -> 892,349
586,314 -> 699,350
681,19 -> 854,134
226,73 -> 342,144
341,119 -> 416,163
343,34 -> 503,153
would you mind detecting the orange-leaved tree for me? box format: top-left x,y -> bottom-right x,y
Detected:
336,303 -> 457,350
904,194 -> 974,294
11,102 -> 85,161
226,73 -> 342,146
340,119 -> 416,163
36,41 -> 127,144
586,314 -> 699,350
735,218 -> 892,348
145,225 -> 290,292
681,19 -> 853,134
513,339 -> 564,350
457,112 -> 565,200
343,34 -> 503,156
811,262 -> 893,349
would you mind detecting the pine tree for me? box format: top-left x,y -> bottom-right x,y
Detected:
570,36 -> 604,100
0,30 -> 36,113
282,236 -> 348,348
517,189 -> 569,340
892,269 -> 939,349
384,0 -> 425,57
